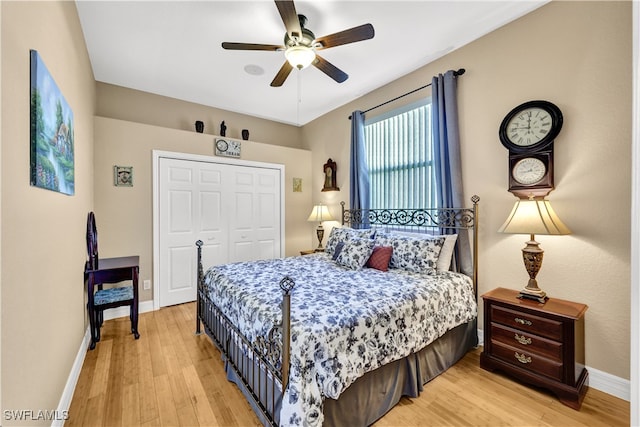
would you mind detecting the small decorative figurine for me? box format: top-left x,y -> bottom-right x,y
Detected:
220,120 -> 227,136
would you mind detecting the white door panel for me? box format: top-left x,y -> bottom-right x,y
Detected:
159,156 -> 282,307
168,246 -> 194,290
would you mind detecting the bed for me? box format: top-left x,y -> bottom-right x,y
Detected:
195,195 -> 479,426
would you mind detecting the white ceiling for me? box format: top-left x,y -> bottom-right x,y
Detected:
76,1 -> 547,126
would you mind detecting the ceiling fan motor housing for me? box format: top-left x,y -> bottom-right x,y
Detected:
284,15 -> 317,48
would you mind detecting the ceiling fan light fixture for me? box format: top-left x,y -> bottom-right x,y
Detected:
285,45 -> 316,70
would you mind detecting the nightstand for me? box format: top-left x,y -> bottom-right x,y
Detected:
480,287 -> 588,409
300,249 -> 316,255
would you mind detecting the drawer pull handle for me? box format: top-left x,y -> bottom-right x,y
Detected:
515,317 -> 532,326
514,352 -> 532,364
515,333 -> 532,345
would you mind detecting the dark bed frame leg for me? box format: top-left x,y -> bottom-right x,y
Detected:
195,240 -> 203,335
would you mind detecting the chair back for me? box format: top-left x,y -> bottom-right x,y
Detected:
87,212 -> 98,270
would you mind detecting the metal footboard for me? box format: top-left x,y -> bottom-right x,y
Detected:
195,241 -> 293,426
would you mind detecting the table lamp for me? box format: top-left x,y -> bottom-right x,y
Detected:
498,197 -> 571,303
307,204 -> 334,251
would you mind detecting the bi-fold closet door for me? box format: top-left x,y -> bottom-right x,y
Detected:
159,156 -> 282,307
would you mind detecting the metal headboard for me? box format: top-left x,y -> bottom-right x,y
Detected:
341,195 -> 480,297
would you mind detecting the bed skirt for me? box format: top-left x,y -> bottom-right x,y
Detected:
218,318 -> 477,427
323,318 -> 478,426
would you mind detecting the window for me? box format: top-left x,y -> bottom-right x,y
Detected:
364,99 -> 436,210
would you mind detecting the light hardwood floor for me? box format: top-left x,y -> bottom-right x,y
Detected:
68,302 -> 629,426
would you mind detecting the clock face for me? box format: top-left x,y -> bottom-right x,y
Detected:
499,100 -> 563,153
506,107 -> 552,148
216,139 -> 228,152
512,157 -> 546,185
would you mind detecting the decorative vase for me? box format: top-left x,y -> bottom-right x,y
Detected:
242,129 -> 249,140
195,121 -> 204,133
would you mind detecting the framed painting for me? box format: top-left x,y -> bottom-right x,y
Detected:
114,166 -> 133,187
30,49 -> 74,195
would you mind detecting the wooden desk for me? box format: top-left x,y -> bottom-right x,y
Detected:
85,256 -> 140,350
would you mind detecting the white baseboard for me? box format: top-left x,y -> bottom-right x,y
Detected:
477,327 -> 630,402
102,300 -> 155,321
589,366 -> 631,402
53,327 -> 91,427
55,301 -> 156,425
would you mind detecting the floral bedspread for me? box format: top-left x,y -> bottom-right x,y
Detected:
203,252 -> 477,427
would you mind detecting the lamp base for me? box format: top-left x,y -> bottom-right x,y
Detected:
518,236 -> 548,303
518,286 -> 548,304
315,225 -> 325,251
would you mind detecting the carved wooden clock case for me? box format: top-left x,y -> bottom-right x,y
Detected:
499,100 -> 563,198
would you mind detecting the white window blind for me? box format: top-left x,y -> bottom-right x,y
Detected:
364,99 -> 437,210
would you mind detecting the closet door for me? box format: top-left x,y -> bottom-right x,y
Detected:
159,158 -> 229,307
228,167 -> 281,262
159,156 -> 282,307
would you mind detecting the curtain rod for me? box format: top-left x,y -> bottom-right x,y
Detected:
348,68 -> 466,120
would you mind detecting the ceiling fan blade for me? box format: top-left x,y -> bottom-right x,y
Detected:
271,61 -> 293,87
313,55 -> 348,83
222,42 -> 284,51
275,1 -> 302,40
315,23 -> 375,49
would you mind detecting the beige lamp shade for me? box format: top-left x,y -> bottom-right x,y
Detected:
498,198 -> 571,236
307,204 -> 334,222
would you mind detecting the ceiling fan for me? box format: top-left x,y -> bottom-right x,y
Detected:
222,0 -> 375,87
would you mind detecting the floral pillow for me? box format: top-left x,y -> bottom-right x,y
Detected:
325,227 -> 375,256
375,232 -> 446,274
335,237 -> 375,270
388,231 -> 458,272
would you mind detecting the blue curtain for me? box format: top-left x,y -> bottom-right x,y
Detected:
431,70 -> 471,274
350,110 -> 370,228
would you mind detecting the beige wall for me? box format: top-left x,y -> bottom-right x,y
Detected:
303,1 -> 632,379
1,1 -> 95,423
94,117 -> 313,303
96,82 -> 304,150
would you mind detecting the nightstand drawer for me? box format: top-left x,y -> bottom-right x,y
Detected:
490,323 -> 563,361
492,341 -> 563,381
491,305 -> 563,341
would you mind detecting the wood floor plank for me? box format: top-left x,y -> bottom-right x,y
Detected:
103,333 -> 125,427
150,312 -> 170,378
182,364 -> 221,426
66,341 -> 98,426
88,339 -> 112,399
154,374 -> 180,426
68,302 -> 630,427
136,315 -> 160,423
122,382 -> 141,426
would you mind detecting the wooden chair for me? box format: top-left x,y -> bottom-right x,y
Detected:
85,212 -> 140,350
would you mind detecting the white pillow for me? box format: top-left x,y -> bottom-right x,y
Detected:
386,231 -> 458,272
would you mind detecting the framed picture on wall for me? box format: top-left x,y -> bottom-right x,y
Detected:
29,50 -> 75,195
114,166 -> 134,187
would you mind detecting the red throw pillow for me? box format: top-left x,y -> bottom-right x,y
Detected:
366,246 -> 393,272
